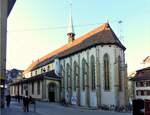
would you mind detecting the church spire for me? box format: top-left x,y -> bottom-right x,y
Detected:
67,3 -> 75,43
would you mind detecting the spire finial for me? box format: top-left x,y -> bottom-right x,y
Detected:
67,1 -> 75,43
68,1 -> 74,34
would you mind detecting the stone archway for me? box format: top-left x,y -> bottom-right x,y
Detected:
48,83 -> 57,102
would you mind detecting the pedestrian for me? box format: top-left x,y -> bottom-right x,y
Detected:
23,95 -> 29,112
18,94 -> 20,103
6,94 -> 11,108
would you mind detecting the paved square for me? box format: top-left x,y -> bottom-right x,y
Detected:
1,100 -> 132,115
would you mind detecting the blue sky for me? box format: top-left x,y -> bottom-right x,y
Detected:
7,0 -> 150,73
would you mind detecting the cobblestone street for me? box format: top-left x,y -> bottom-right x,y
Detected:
1,100 -> 132,115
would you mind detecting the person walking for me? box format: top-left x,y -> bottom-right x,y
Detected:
23,95 -> 29,112
6,94 -> 11,108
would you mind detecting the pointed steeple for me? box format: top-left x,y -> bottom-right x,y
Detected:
67,3 -> 75,43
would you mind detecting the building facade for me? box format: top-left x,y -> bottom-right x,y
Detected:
132,56 -> 150,100
134,67 -> 150,100
9,22 -> 128,107
10,70 -> 61,102
128,56 -> 150,101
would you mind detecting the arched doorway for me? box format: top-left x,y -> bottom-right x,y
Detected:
48,83 -> 56,102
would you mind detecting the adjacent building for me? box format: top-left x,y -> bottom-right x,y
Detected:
133,56 -> 150,100
5,69 -> 23,92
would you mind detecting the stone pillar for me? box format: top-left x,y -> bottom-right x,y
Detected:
96,47 -> 101,107
42,79 -> 47,100
61,64 -> 65,101
89,54 -> 92,107
69,57 -> 72,104
124,64 -> 128,105
115,61 -> 119,106
64,60 -> 68,102
56,82 -> 60,102
66,59 -> 72,104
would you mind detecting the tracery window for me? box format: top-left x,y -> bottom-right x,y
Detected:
66,63 -> 71,90
104,53 -> 110,91
91,55 -> 96,90
82,58 -> 87,91
73,61 -> 77,91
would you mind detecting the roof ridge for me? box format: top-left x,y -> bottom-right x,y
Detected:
36,23 -> 109,61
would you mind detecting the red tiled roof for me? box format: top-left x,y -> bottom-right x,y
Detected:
131,67 -> 150,81
24,23 -> 125,73
135,67 -> 150,77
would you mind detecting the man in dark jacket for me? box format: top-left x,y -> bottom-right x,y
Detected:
6,94 -> 11,107
23,95 -> 29,112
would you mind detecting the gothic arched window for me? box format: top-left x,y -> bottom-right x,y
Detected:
118,56 -> 122,91
104,53 -> 110,91
66,63 -> 71,90
73,61 -> 77,91
82,58 -> 86,91
91,55 -> 96,90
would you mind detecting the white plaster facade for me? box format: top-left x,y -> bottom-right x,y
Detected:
60,45 -> 127,107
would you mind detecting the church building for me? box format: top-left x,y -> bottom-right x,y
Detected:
9,10 -> 128,107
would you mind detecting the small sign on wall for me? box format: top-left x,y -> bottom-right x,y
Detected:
71,96 -> 77,105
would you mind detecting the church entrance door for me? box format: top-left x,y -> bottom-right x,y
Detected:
48,83 -> 56,102
49,91 -> 55,102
